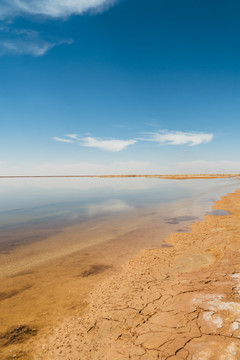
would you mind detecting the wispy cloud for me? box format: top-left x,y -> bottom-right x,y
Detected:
140,130 -> 213,146
0,27 -> 72,56
53,137 -> 74,143
53,130 -> 214,151
0,0 -> 112,57
88,200 -> 132,216
66,134 -> 80,140
53,134 -> 136,151
0,0 -> 117,19
81,137 -> 137,152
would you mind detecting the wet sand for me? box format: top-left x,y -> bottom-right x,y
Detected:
30,187 -> 240,359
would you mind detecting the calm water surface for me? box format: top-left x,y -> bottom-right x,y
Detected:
0,177 -> 239,252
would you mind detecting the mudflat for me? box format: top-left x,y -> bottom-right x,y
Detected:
32,188 -> 240,359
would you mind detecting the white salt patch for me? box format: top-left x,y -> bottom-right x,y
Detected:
220,343 -> 238,359
210,300 -> 240,312
193,294 -> 240,324
211,315 -> 223,328
193,294 -> 223,304
203,312 -> 223,328
192,349 -> 212,360
231,322 -> 239,331
203,311 -> 214,322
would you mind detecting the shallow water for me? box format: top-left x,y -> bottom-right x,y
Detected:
0,177 -> 239,351
0,177 -> 239,279
0,177 -> 238,251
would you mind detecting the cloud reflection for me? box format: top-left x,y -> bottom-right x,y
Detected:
87,200 -> 132,216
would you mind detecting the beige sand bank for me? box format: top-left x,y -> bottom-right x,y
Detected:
98,174 -> 240,179
33,188 -> 240,359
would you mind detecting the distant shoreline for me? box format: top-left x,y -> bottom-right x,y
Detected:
0,174 -> 239,179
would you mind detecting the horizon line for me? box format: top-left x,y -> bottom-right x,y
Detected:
0,174 -> 239,179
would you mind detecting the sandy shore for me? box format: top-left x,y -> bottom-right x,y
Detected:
32,187 -> 240,359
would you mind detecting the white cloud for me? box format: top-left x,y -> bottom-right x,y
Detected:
53,130 -> 214,152
0,27 -> 72,56
53,134 -> 137,151
65,134 -> 79,139
0,39 -> 51,56
88,200 -> 132,216
53,137 -> 74,143
81,137 -> 137,152
0,0 -> 117,19
141,130 -> 213,146
0,1 -> 117,56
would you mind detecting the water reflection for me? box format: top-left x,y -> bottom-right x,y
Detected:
87,200 -> 133,216
0,177 -> 239,251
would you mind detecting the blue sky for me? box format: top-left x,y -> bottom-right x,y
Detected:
0,0 -> 240,175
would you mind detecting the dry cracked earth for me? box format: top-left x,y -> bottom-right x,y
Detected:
25,190 -> 240,359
